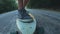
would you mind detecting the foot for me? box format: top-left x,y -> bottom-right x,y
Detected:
18,8 -> 33,23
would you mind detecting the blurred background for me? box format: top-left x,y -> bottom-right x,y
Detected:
0,0 -> 60,34
0,0 -> 60,14
0,0 -> 18,14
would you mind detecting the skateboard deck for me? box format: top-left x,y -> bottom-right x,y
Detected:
16,13 -> 36,34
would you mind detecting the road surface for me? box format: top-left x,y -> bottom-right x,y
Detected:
0,9 -> 60,34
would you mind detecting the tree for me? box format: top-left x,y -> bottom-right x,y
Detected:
27,0 -> 60,10
0,0 -> 17,13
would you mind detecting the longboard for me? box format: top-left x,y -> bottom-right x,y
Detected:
16,13 -> 36,34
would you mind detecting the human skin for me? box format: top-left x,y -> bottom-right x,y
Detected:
18,0 -> 29,9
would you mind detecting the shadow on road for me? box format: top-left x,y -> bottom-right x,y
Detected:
34,27 -> 44,34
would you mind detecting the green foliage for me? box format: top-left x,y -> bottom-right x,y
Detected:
27,0 -> 60,10
0,0 -> 18,13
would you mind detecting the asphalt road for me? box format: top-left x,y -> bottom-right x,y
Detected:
0,9 -> 60,34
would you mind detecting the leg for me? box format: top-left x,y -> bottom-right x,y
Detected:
18,0 -> 23,9
23,0 -> 29,8
18,0 -> 33,23
18,0 -> 29,9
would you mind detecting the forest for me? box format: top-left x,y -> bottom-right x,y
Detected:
27,0 -> 60,10
0,0 -> 17,13
0,0 -> 60,13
